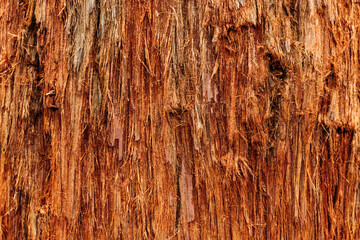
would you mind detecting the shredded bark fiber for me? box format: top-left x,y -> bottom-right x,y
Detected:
1,0 -> 360,239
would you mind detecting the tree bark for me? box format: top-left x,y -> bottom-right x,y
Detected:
1,0 -> 360,239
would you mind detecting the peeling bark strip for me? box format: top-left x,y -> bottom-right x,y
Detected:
1,0 -> 360,239
181,161 -> 195,223
109,107 -> 123,161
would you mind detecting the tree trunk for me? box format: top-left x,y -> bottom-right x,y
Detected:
1,0 -> 360,239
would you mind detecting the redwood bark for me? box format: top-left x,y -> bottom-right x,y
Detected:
1,0 -> 360,239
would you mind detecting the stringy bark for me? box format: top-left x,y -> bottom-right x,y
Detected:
1,0 -> 360,239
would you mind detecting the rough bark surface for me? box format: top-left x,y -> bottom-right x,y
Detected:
1,0 -> 360,239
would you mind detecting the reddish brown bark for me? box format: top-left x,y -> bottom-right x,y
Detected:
1,0 -> 360,239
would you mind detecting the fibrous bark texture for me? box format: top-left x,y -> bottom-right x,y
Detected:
1,0 -> 360,239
